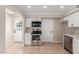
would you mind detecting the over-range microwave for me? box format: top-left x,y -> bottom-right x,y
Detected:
32,21 -> 41,27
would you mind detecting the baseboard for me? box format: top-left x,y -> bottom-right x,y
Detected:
42,41 -> 62,43
14,41 -> 23,43
52,41 -> 62,43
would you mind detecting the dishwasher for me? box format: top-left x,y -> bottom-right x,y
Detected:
64,35 -> 73,53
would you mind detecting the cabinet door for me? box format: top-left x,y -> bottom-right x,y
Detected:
73,39 -> 79,54
64,16 -> 68,21
32,18 -> 41,21
36,18 -> 41,21
68,12 -> 79,27
25,33 -> 32,45
73,12 -> 79,27
68,14 -> 74,27
26,18 -> 32,27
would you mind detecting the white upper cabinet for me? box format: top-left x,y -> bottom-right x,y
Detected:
68,11 -> 79,27
26,18 -> 32,27
61,11 -> 79,27
33,18 -> 41,21
64,16 -> 68,21
68,14 -> 74,27
60,16 -> 68,22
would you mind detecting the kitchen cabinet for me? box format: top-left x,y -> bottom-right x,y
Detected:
60,16 -> 68,22
33,18 -> 41,21
25,33 -> 32,45
73,38 -> 79,54
26,18 -> 32,27
68,11 -> 79,27
68,14 -> 74,27
61,11 -> 79,27
64,16 -> 68,21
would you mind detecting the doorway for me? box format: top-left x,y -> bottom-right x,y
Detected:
5,9 -> 24,53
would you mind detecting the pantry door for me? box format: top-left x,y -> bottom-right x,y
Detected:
13,16 -> 23,42
42,19 -> 54,42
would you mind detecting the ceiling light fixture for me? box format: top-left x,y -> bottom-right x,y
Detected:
43,6 -> 47,8
60,6 -> 64,8
27,6 -> 31,8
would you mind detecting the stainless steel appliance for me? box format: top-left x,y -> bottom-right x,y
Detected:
32,21 -> 41,27
31,21 -> 42,46
64,35 -> 73,53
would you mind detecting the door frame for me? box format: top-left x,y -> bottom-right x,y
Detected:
12,15 -> 24,45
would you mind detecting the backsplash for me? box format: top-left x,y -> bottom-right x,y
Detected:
25,27 -> 33,33
62,22 -> 79,35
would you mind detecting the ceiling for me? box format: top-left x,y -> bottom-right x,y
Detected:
16,5 -> 76,17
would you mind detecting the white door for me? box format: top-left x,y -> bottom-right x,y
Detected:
42,19 -> 54,42
13,16 -> 22,42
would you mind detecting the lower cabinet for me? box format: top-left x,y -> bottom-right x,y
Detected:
25,33 -> 32,45
73,38 -> 79,54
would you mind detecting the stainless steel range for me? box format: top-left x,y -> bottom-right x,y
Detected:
31,21 -> 42,46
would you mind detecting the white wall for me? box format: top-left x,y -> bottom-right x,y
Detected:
5,7 -> 24,45
5,12 -> 13,48
0,6 -> 5,53
0,6 -> 24,53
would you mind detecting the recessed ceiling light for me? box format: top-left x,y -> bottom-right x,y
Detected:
43,6 -> 47,8
27,6 -> 31,8
60,6 -> 64,8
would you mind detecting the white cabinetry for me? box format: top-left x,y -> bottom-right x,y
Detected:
25,33 -> 32,45
73,38 -> 79,54
61,11 -> 79,27
68,11 -> 79,27
26,18 -> 32,27
36,18 -> 41,21
32,18 -> 41,21
60,16 -> 68,22
64,16 -> 68,21
68,14 -> 74,27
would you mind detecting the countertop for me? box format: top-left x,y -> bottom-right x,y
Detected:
64,34 -> 79,39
